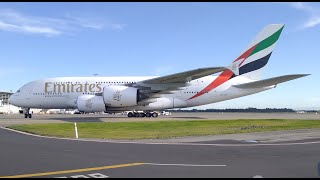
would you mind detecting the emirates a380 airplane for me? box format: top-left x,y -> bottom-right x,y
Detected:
9,24 -> 309,118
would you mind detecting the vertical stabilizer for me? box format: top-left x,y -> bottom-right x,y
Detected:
227,24 -> 284,80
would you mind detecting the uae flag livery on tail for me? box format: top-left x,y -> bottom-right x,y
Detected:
189,24 -> 284,100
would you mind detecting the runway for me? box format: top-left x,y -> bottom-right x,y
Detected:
0,112 -> 319,177
0,127 -> 319,178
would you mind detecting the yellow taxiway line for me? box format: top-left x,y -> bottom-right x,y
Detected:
0,162 -> 145,178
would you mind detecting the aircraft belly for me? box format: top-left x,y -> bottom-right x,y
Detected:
32,95 -> 71,109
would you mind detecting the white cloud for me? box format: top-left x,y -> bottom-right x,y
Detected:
302,16 -> 320,29
64,13 -> 127,31
110,23 -> 126,30
290,2 -> 313,12
0,20 -> 61,36
281,2 -> 320,30
64,14 -> 105,30
0,9 -> 126,37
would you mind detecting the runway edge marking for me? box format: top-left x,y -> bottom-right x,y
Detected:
144,163 -> 227,167
1,127 -> 320,147
0,163 -> 145,178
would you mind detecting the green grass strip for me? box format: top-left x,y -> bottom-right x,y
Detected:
7,119 -> 320,140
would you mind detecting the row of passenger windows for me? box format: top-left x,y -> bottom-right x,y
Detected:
33,91 -> 207,95
33,92 -> 97,95
54,82 -> 137,84
33,91 -> 208,95
53,81 -> 206,84
52,81 -> 205,84
95,82 -> 136,84
33,93 -> 62,95
183,91 -> 209,94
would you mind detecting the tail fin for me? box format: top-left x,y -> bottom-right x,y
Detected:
227,24 -> 284,80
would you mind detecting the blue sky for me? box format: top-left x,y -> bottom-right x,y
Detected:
0,2 -> 319,110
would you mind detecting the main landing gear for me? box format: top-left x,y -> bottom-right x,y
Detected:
127,111 -> 158,118
23,108 -> 32,118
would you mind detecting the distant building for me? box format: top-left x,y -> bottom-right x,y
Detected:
0,91 -> 19,114
0,91 -> 12,105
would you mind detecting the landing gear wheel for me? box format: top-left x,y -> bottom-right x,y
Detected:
24,114 -> 28,118
152,112 -> 158,118
139,113 -> 146,117
29,114 -> 32,118
133,112 -> 140,117
128,112 -> 133,118
146,112 -> 152,117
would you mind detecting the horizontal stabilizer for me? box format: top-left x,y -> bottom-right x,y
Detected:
233,74 -> 310,89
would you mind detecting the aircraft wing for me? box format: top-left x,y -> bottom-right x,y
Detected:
132,67 -> 226,105
233,74 -> 310,89
140,67 -> 226,84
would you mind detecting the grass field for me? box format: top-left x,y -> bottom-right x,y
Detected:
7,119 -> 320,140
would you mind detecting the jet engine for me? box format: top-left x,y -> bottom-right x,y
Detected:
103,86 -> 138,107
77,95 -> 106,113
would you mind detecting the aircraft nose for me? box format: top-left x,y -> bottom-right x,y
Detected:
8,94 -> 15,105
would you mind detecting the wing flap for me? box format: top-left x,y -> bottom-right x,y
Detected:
233,74 -> 310,89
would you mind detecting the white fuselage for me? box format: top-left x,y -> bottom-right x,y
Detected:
9,75 -> 274,112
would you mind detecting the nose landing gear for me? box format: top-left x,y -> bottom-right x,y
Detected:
23,108 -> 32,118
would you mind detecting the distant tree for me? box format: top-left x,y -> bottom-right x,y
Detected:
167,108 -> 296,113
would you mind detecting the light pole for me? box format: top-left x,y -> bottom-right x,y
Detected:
9,90 -> 12,114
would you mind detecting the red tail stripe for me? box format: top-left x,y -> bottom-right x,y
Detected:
189,44 -> 257,100
234,44 -> 257,67
189,70 -> 234,100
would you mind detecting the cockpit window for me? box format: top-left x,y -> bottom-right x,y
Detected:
16,90 -> 20,93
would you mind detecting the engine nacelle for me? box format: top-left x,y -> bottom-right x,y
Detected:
103,86 -> 138,107
77,95 -> 106,113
